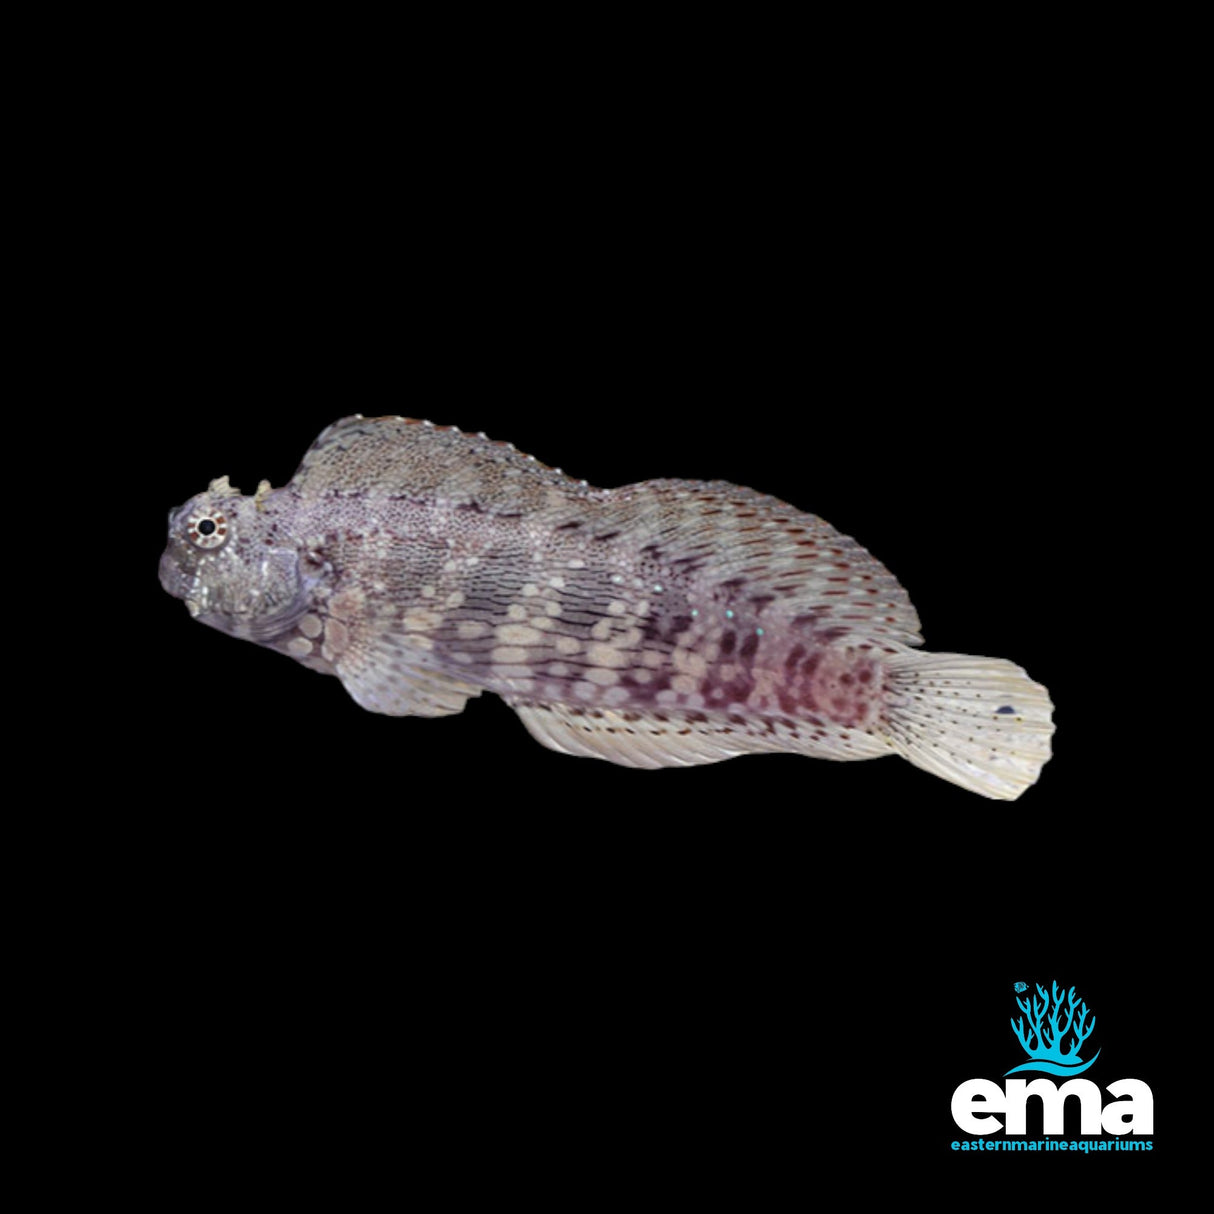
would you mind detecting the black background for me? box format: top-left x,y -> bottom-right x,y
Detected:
132,377 -> 1174,1187
56,14 -> 1192,1199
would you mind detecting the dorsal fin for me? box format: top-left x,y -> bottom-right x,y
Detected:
598,478 -> 923,649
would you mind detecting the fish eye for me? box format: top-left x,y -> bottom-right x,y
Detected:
187,510 -> 229,549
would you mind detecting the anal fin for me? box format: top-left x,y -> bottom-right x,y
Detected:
510,701 -> 758,769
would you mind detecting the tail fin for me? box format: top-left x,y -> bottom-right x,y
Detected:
883,652 -> 1054,800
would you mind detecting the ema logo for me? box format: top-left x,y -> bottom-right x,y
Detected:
951,980 -> 1154,1151
1006,980 -> 1099,1077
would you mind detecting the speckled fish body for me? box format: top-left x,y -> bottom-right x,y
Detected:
159,416 -> 1054,798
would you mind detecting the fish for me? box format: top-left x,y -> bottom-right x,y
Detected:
159,415 -> 1054,798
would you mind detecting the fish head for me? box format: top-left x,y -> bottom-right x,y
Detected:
159,477 -> 307,643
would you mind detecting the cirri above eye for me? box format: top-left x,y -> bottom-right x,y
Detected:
187,511 -> 228,549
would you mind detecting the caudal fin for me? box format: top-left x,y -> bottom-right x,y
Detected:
882,652 -> 1054,800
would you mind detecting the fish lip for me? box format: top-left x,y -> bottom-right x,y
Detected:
185,599 -> 201,618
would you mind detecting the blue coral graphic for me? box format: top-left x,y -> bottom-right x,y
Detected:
1005,980 -> 1101,1077
1014,981 -> 1028,993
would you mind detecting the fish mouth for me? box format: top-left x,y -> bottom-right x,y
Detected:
158,552 -> 183,598
159,551 -> 200,616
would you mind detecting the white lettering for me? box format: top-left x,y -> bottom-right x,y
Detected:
950,1079 -> 1005,1135
951,1077 -> 1155,1136
1102,1079 -> 1154,1135
1004,1078 -> 1102,1135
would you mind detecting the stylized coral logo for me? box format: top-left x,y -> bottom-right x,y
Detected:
1006,981 -> 1100,1077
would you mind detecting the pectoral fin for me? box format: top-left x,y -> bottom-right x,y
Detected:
320,587 -> 482,718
